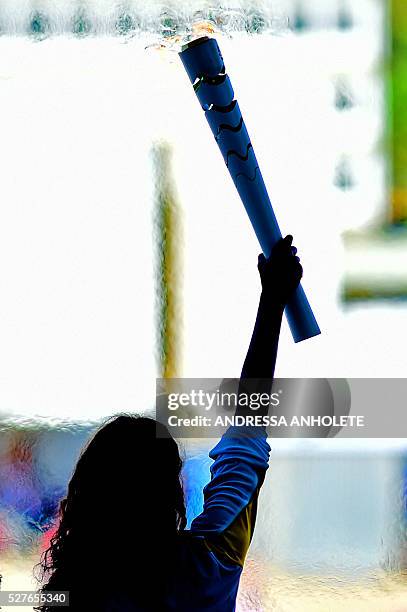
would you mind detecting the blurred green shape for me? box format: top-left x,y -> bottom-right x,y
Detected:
334,78 -> 354,111
391,0 -> 407,224
160,12 -> 180,38
337,4 -> 353,31
30,12 -> 49,37
291,5 -> 308,33
116,12 -> 136,36
334,158 -> 354,191
245,11 -> 266,34
72,10 -> 91,36
152,142 -> 184,379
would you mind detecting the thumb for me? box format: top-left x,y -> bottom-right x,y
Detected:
258,253 -> 266,265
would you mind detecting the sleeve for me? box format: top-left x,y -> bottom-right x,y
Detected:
190,425 -> 271,567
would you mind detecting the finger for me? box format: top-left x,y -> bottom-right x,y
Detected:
258,254 -> 267,269
280,235 -> 294,255
272,236 -> 291,256
291,246 -> 297,255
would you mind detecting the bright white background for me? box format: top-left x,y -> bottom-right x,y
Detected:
0,14 -> 405,426
0,4 -> 406,606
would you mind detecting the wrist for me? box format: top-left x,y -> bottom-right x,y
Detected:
260,290 -> 286,313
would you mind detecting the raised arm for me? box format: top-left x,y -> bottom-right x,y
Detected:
237,235 -> 303,416
190,236 -> 302,567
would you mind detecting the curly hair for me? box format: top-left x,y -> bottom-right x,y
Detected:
36,415 -> 186,611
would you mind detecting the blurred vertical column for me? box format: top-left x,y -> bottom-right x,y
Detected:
152,141 -> 184,379
390,0 -> 407,225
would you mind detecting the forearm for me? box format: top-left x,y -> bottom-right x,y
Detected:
237,292 -> 284,418
241,292 -> 284,380
236,235 -> 302,420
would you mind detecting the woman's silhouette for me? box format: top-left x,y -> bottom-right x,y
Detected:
36,236 -> 302,611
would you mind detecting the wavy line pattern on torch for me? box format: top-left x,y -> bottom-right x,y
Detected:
194,73 -> 227,91
226,142 -> 253,167
215,116 -> 244,139
235,165 -> 260,183
211,100 -> 236,113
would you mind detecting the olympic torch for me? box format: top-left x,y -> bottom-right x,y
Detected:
179,37 -> 320,343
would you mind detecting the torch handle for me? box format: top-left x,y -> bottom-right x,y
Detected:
232,159 -> 320,343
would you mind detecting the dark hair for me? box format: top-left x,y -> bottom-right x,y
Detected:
36,415 -> 186,611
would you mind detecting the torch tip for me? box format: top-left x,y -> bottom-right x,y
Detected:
181,36 -> 210,53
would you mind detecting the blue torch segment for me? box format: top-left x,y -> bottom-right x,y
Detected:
205,100 -> 243,137
180,37 -> 320,343
180,37 -> 224,83
195,75 -> 234,108
215,125 -> 251,162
